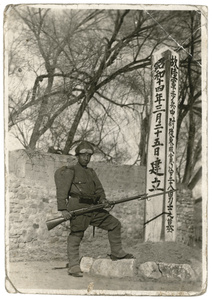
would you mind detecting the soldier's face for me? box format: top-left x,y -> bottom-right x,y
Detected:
77,153 -> 92,167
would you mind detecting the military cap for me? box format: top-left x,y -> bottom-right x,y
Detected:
75,141 -> 94,155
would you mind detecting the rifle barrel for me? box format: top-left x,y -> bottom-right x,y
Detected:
110,190 -> 175,205
110,193 -> 147,205
46,190 -> 177,231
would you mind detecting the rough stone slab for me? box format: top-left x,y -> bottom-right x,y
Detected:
158,262 -> 196,281
138,261 -> 162,279
91,258 -> 135,278
80,257 -> 94,273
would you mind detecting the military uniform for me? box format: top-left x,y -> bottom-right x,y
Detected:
55,141 -> 133,277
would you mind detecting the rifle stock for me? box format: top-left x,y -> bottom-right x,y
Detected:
46,216 -> 67,231
46,203 -> 105,231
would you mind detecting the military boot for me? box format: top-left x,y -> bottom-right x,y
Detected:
67,234 -> 83,277
108,221 -> 134,260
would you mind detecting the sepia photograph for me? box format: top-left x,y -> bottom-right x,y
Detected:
3,2 -> 208,296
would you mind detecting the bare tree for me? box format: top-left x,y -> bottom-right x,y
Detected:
7,7 -> 202,179
175,11 -> 202,184
7,8 -> 176,150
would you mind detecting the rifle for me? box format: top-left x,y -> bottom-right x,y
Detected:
46,190 -> 175,231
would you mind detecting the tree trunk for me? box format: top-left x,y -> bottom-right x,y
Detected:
28,73 -> 54,149
182,12 -> 196,185
182,110 -> 196,184
62,96 -> 91,154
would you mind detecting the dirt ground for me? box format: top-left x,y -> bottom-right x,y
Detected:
6,240 -> 204,296
7,260 -> 203,296
81,238 -> 201,263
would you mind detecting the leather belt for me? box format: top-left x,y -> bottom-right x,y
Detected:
70,193 -> 94,205
79,198 -> 94,205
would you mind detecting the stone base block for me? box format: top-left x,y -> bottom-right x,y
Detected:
80,257 -> 199,281
80,257 -> 94,273
138,261 -> 198,281
90,258 -> 135,278
158,263 -> 196,281
158,262 -> 196,281
138,261 -> 162,279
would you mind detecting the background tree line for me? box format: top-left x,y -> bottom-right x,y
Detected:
6,6 -> 202,185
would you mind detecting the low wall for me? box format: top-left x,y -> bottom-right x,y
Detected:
7,150 -> 199,262
176,186 -> 196,246
8,150 -> 146,261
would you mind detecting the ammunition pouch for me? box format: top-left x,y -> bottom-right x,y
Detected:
70,193 -> 100,205
79,197 -> 95,205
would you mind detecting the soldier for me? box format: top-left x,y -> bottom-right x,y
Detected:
55,141 -> 134,277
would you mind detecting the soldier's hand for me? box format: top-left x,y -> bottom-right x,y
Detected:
101,198 -> 112,208
61,210 -> 71,220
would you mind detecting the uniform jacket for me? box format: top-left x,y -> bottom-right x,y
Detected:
55,163 -> 106,211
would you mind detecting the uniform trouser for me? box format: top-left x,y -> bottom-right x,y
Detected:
67,209 -> 126,269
